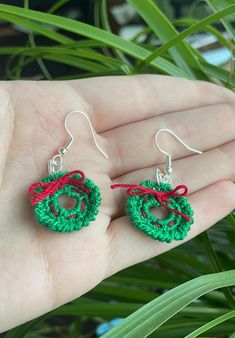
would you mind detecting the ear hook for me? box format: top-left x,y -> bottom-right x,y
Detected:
154,128 -> 202,177
61,110 -> 109,159
48,110 -> 108,174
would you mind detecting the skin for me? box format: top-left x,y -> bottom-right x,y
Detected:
0,75 -> 235,332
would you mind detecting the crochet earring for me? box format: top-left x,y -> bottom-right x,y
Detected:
111,129 -> 202,243
29,111 -> 108,233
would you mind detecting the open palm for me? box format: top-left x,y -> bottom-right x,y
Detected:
1,75 -> 235,332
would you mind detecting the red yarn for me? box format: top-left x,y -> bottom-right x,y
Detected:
29,170 -> 89,205
111,183 -> 190,222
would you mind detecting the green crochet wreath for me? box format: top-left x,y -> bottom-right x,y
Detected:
126,180 -> 194,243
31,171 -> 101,232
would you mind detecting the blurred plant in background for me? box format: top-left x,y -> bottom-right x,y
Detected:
0,0 -> 235,337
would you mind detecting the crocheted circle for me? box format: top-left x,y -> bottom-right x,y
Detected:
31,171 -> 101,232
126,180 -> 194,243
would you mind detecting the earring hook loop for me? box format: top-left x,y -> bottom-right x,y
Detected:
48,110 -> 108,174
154,128 -> 202,184
62,110 -> 109,159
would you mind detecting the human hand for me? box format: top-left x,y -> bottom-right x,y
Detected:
0,75 -> 235,332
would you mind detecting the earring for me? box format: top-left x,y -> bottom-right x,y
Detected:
29,111 -> 108,233
111,129 -> 202,243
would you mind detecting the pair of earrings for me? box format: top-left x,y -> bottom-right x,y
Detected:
29,111 -> 202,243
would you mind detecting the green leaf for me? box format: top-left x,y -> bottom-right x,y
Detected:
55,69 -> 123,80
102,270 -> 235,338
179,305 -> 227,317
53,302 -> 141,317
185,310 -> 235,338
5,314 -> 48,338
119,263 -> 187,285
128,0 -> 206,79
153,323 -> 235,338
0,4 -> 188,78
43,54 -> 108,72
227,213 -> 235,228
206,0 -> 235,40
201,61 -> 235,87
158,250 -> 211,274
48,0 -> 69,14
109,275 -> 178,289
90,283 -> 156,302
199,232 -> 235,308
0,12 -> 72,44
0,45 -> 125,69
0,46 -> 117,76
174,17 -> 235,55
135,4 -> 235,72
5,301 -> 141,337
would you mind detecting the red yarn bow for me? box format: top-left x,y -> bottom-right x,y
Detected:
29,170 -> 88,205
111,183 -> 190,222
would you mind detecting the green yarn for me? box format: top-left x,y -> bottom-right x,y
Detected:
126,180 -> 194,243
33,171 -> 101,232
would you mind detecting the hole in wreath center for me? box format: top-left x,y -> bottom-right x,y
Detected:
150,206 -> 169,219
58,194 -> 77,210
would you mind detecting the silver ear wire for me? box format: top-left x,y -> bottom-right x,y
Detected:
48,110 -> 108,174
154,128 -> 202,184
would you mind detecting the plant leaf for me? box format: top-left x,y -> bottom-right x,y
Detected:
135,4 -> 235,72
102,270 -> 235,338
185,310 -> 235,338
206,0 -> 235,40
128,0 -> 207,79
0,12 -> 72,44
0,4 -> 188,78
5,314 -> 48,338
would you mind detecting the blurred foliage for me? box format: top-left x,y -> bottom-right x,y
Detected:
0,0 -> 234,337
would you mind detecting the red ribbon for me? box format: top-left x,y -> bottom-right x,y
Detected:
29,170 -> 89,205
111,183 -> 190,222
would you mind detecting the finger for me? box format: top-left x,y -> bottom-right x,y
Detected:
110,140 -> 235,217
106,181 -> 235,276
104,101 -> 235,177
71,75 -> 235,131
11,79 -> 235,172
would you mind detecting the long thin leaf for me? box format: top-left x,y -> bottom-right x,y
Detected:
201,61 -> 235,87
109,276 -> 178,289
0,46 -> 124,69
135,4 -> 235,71
0,4 -> 188,78
158,250 -> 211,274
90,283 -> 156,302
185,310 -> 235,338
0,12 -> 72,44
128,0 -> 206,79
153,323 -> 235,338
200,232 -> 235,308
103,270 -> 235,338
3,47 -> 111,75
206,0 -> 235,40
48,0 -> 69,14
43,54 -> 108,72
120,263 -> 187,284
55,69 -> 123,80
53,302 -> 141,317
5,314 -> 48,338
174,18 -> 235,55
